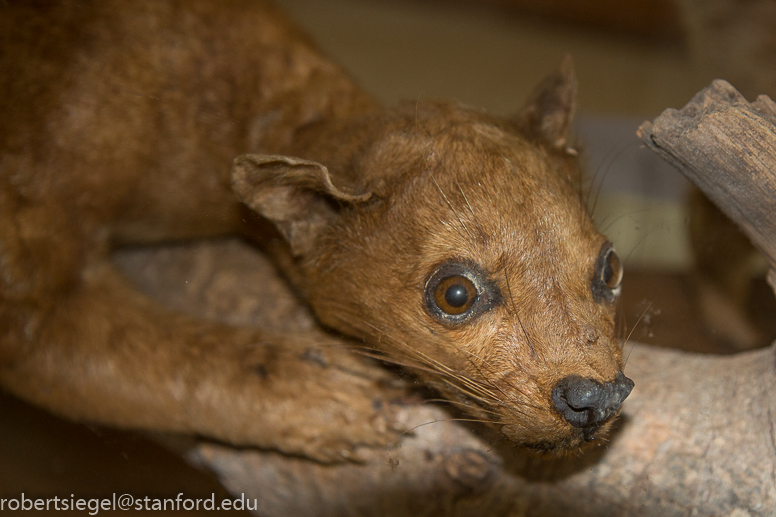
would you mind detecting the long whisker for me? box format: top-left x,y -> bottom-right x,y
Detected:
423,398 -> 504,418
496,223 -> 542,367
620,297 -> 628,342
278,326 -> 500,407
390,335 -> 541,417
365,327 -> 531,414
456,179 -> 476,218
622,221 -> 672,266
390,416 -> 507,446
439,371 -> 502,403
458,346 -> 535,402
455,177 -> 491,240
438,378 -> 505,407
598,208 -> 649,236
458,348 -> 546,415
432,176 -> 475,241
587,140 -> 642,216
346,347 -> 451,376
623,301 -> 652,367
331,315 -> 543,419
354,318 -> 503,403
514,316 -> 540,367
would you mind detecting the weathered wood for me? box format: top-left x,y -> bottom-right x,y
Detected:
185,342 -> 776,517
116,238 -> 776,516
637,80 -> 776,292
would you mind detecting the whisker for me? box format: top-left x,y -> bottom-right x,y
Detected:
331,314 -> 542,420
440,371 -> 502,402
623,301 -> 652,367
439,379 -> 503,407
346,347 -> 449,376
457,347 -> 544,413
366,332 -> 526,414
422,398 -> 504,418
391,416 -> 507,445
616,297 -> 628,348
586,140 -> 642,216
457,180 -> 476,217
440,388 -> 536,420
515,305 -> 542,365
354,318 -> 503,403
432,176 -> 475,241
619,217 -> 673,267
598,208 -> 649,236
497,232 -> 542,366
461,341 -> 551,415
419,357 -> 506,403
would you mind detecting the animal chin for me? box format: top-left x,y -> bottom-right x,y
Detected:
576,419 -> 615,445
500,415 -> 618,454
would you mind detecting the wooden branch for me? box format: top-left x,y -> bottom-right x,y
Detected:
116,238 -> 776,516
184,342 -> 776,517
637,80 -> 776,292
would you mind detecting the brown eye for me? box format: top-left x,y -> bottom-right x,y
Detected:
592,243 -> 623,302
425,262 -> 499,324
434,275 -> 477,315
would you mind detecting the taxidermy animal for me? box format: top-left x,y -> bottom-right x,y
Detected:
0,0 -> 633,462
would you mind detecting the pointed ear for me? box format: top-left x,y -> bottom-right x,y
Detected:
512,55 -> 577,150
231,154 -> 372,256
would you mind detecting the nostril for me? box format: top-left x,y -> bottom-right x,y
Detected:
552,372 -> 634,428
552,376 -> 601,428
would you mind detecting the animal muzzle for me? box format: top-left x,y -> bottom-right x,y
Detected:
551,371 -> 634,432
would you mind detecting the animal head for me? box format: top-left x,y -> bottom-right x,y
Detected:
233,58 -> 633,452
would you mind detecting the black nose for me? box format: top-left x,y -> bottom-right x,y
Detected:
552,371 -> 634,429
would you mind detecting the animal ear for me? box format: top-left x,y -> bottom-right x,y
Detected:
231,154 -> 372,256
512,55 -> 577,150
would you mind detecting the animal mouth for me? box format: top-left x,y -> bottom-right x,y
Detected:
513,416 -> 619,453
462,371 -> 634,452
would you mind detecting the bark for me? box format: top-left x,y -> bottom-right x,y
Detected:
637,80 -> 776,293
114,80 -> 776,516
185,342 -> 776,517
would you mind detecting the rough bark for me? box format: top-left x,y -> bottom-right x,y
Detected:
637,79 -> 776,293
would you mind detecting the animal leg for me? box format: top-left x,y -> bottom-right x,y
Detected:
0,261 -> 405,463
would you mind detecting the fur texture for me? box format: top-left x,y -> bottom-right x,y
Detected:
0,0 -> 630,461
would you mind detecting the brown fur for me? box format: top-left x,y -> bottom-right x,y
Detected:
0,0 -> 629,460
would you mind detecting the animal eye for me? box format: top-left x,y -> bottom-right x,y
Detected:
602,248 -> 623,290
434,275 -> 477,315
425,262 -> 497,324
592,243 -> 623,302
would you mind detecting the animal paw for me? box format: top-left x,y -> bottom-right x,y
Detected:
194,330 -> 410,463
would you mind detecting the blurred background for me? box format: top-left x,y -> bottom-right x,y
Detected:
2,0 -> 775,512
